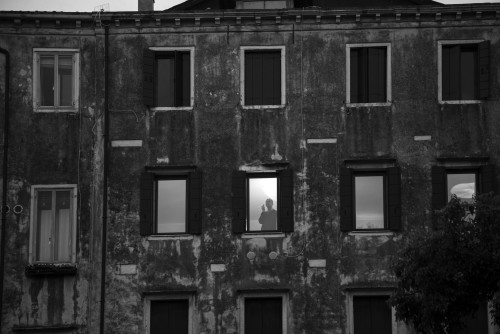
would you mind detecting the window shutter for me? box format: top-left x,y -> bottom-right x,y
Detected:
431,166 -> 446,229
442,45 -> 460,100
175,51 -> 191,107
140,171 -> 154,235
368,47 -> 387,103
232,171 -> 247,233
279,169 -> 294,233
262,51 -> 281,105
339,167 -> 353,232
480,164 -> 495,194
478,40 -> 490,99
350,48 -> 360,103
181,52 -> 191,107
387,167 -> 402,231
143,48 -> 155,107
188,170 -> 202,234
244,52 -> 255,105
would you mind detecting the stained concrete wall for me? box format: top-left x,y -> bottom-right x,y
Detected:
0,7 -> 499,334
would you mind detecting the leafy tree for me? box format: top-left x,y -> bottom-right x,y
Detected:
390,193 -> 500,334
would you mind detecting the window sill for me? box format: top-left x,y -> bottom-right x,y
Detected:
25,263 -> 77,277
439,100 -> 483,105
150,106 -> 193,111
147,234 -> 194,241
347,231 -> 395,237
241,232 -> 285,239
34,108 -> 79,113
241,104 -> 285,110
13,324 -> 78,332
346,102 -> 391,108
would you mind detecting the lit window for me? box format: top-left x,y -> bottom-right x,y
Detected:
248,176 -> 278,231
33,49 -> 79,112
156,178 -> 187,233
30,185 -> 77,263
355,175 -> 385,229
447,172 -> 476,203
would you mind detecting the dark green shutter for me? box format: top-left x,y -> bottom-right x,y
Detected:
431,166 -> 447,229
387,167 -> 402,231
368,47 -> 387,103
140,171 -> 154,235
188,170 -> 202,234
339,167 -> 353,232
478,41 -> 490,99
143,48 -> 155,107
480,164 -> 495,194
232,171 -> 247,233
279,169 -> 294,233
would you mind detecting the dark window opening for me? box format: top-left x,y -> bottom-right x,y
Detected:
245,297 -> 283,334
353,295 -> 392,334
150,299 -> 189,334
350,47 -> 387,103
442,44 -> 478,100
244,50 -> 281,106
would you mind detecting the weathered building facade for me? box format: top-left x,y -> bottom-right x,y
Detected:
0,0 -> 499,333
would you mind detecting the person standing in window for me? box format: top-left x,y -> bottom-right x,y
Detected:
259,198 -> 277,231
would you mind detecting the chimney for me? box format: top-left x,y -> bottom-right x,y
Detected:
138,0 -> 154,11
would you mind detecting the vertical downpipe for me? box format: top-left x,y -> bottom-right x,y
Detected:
99,25 -> 110,334
0,47 -> 10,334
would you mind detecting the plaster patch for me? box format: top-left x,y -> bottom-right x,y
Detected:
210,264 -> 226,272
157,156 -> 170,163
308,259 -> 327,268
245,238 -> 267,251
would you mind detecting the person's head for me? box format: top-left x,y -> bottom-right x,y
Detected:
265,198 -> 274,210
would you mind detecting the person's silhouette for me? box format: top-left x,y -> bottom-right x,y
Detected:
259,198 -> 277,231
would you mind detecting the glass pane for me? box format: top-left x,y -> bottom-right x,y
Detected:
448,173 -> 475,203
248,177 -> 278,231
36,191 -> 53,261
157,180 -> 186,233
460,48 -> 477,100
156,57 -> 175,107
55,191 -> 71,262
355,176 -> 384,229
40,56 -> 55,106
58,55 -> 73,106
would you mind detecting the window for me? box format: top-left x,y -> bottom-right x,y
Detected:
143,47 -> 194,109
239,292 -> 288,334
346,44 -> 391,105
29,185 -> 77,263
339,165 -> 401,232
438,40 -> 490,102
240,46 -> 285,107
431,164 -> 494,221
140,168 -> 202,235
33,49 -> 79,112
349,295 -> 393,334
144,294 -> 194,334
232,169 -> 293,233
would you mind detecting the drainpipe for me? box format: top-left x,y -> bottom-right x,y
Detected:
0,47 -> 10,334
99,25 -> 110,334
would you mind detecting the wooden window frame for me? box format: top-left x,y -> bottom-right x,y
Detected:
346,43 -> 392,107
144,293 -> 195,334
353,171 -> 388,231
240,46 -> 286,109
238,292 -> 288,334
28,184 -> 78,264
33,48 -> 80,113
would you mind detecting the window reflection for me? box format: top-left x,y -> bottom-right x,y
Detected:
248,177 -> 278,231
355,175 -> 384,229
156,179 -> 186,233
447,173 -> 475,203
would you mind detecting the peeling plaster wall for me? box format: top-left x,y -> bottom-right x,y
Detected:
0,10 -> 499,334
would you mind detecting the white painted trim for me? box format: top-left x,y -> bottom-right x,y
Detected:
240,45 -> 286,107
437,40 -> 483,104
33,48 -> 79,52
239,292 -> 289,334
346,290 -> 397,334
346,43 -> 391,105
149,46 -> 195,108
111,140 -> 143,147
414,135 -> 432,141
146,235 -> 194,241
144,293 -> 195,334
347,231 -> 395,237
241,232 -> 285,239
306,138 -> 337,144
29,184 -> 78,264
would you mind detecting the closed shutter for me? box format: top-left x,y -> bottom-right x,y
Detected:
387,167 -> 402,231
140,171 -> 154,235
175,51 -> 191,107
245,298 -> 282,334
262,51 -> 281,105
244,52 -> 257,105
279,169 -> 294,233
368,47 -> 387,103
480,164 -> 495,194
232,171 -> 247,233
143,48 -> 155,107
350,48 -> 360,103
478,41 -> 490,99
353,296 -> 392,334
442,45 -> 460,100
188,170 -> 202,234
150,300 -> 189,334
431,166 -> 447,229
339,167 -> 353,232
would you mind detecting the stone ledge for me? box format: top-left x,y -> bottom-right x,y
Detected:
25,263 -> 77,277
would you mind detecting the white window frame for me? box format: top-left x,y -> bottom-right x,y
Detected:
144,293 -> 195,334
28,184 -> 78,264
149,46 -> 195,111
240,45 -> 286,109
33,48 -> 80,113
238,291 -> 288,334
346,43 -> 392,107
346,290 -> 398,334
437,40 -> 484,105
